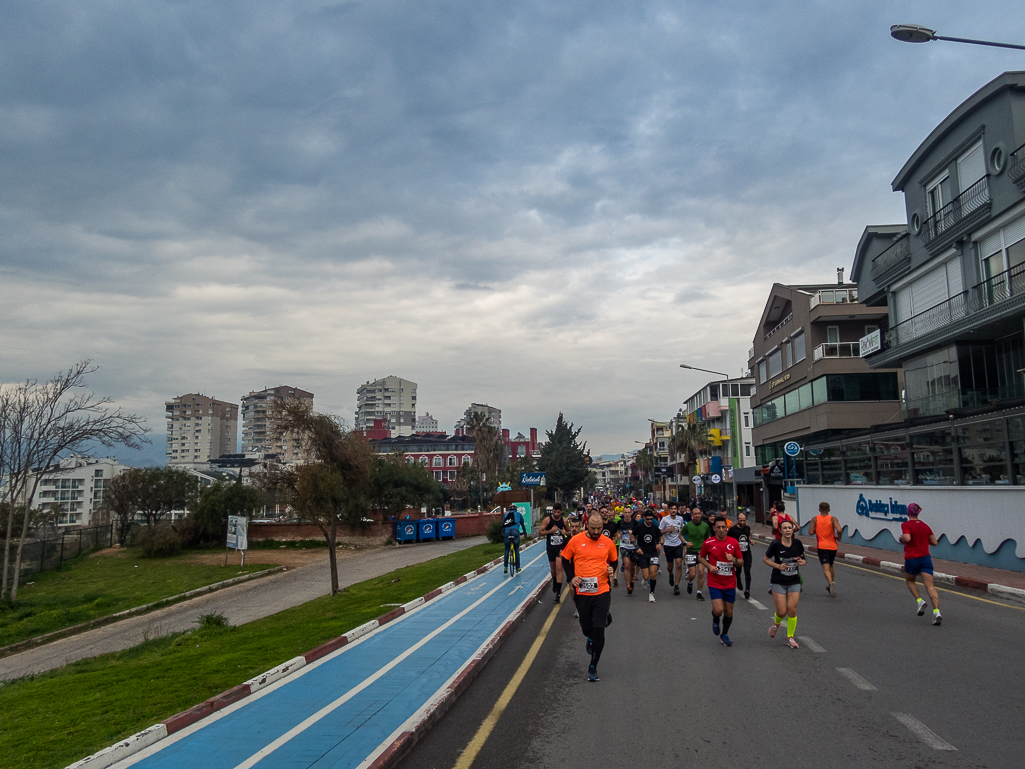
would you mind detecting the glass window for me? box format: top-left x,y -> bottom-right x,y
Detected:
911,430 -> 955,485
758,360 -> 767,383
903,345 -> 960,417
793,332 -> 806,363
844,442 -> 873,484
812,377 -> 827,405
767,350 -> 782,378
875,438 -> 910,485
740,383 -> 753,397
743,413 -> 750,428
784,388 -> 800,415
827,326 -> 840,344
958,419 -> 1009,485
782,342 -> 791,370
709,384 -> 719,400
797,383 -> 813,411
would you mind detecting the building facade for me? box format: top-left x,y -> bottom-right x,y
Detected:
355,377 -> 417,437
241,385 -> 314,463
165,393 -> 239,468
454,403 -> 501,435
27,456 -> 132,526
414,412 -> 439,433
371,434 -> 475,484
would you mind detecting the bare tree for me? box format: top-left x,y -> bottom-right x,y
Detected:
260,400 -> 373,594
0,362 -> 147,601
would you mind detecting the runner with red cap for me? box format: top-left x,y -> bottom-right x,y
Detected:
900,502 -> 942,625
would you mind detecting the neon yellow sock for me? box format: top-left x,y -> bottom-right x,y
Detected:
786,615 -> 797,637
773,613 -> 784,626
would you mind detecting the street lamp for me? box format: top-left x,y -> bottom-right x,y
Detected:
679,363 -> 729,378
890,24 -> 1025,51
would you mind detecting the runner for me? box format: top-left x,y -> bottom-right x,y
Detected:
538,503 -> 569,602
600,507 -> 621,587
501,504 -> 527,576
808,501 -> 842,597
682,508 -> 712,600
763,519 -> 806,648
659,503 -> 687,595
561,512 -> 617,681
900,502 -> 942,625
727,512 -> 753,600
618,508 -> 638,594
698,515 -> 743,646
770,500 -> 794,540
633,508 -> 662,602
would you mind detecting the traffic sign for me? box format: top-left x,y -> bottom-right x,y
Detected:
784,441 -> 801,457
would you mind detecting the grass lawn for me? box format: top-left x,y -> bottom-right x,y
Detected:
0,541 -> 505,769
0,549 -> 278,648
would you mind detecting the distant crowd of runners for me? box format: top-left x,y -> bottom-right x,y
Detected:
499,496 -> 943,681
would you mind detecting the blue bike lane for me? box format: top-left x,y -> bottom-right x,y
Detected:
107,545 -> 550,769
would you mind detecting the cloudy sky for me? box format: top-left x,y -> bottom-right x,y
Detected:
2,1 -> 1024,463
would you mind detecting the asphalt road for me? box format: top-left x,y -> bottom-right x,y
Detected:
0,537 -> 485,682
399,541 -> 1025,769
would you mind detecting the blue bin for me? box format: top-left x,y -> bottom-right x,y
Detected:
438,517 -> 456,540
417,519 -> 439,542
394,521 -> 418,544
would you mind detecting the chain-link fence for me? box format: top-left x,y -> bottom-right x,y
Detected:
2,524 -> 113,586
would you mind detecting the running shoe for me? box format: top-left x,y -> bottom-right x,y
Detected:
829,582 -> 836,597
503,567 -> 508,574
916,599 -> 927,616
769,623 -> 779,638
586,637 -> 592,655
613,577 -> 618,587
674,586 -> 680,595
787,637 -> 800,649
932,611 -> 942,626
712,617 -> 720,636
744,590 -> 750,600
627,583 -> 633,595
669,573 -> 675,587
720,634 -> 733,647
696,591 -> 704,601
648,593 -> 656,603
554,593 -> 560,604
687,581 -> 693,595
587,665 -> 599,682
573,609 -> 579,618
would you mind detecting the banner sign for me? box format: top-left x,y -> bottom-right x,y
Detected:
520,473 -> 547,487
226,516 -> 248,551
860,329 -> 882,356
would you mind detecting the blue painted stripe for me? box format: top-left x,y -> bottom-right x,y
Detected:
122,547 -> 548,769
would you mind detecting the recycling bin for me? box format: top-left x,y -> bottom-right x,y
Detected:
438,517 -> 456,540
394,521 -> 418,544
417,518 -> 439,542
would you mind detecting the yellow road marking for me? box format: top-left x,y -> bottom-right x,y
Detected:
837,561 -> 1025,610
452,587 -> 566,769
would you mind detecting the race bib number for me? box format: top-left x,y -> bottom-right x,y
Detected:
686,554 -> 698,566
550,534 -> 563,546
717,561 -> 733,576
782,560 -> 798,576
740,540 -> 749,552
579,577 -> 599,593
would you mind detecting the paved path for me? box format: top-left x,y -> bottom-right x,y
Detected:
0,538 -> 484,682
401,540 -> 1025,769
107,543 -> 550,769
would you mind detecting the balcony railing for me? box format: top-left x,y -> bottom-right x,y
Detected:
969,260 -> 1025,311
869,233 -> 910,283
885,291 -> 969,348
1009,142 -> 1025,193
921,175 -> 991,254
763,312 -> 792,341
813,342 -> 862,361
809,288 -> 859,309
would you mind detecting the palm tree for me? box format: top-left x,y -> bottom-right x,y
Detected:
465,411 -> 503,507
670,421 -> 709,500
634,446 -> 655,496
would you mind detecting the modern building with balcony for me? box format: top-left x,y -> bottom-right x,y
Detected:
805,72 -> 1025,573
241,385 -> 314,463
355,377 -> 417,437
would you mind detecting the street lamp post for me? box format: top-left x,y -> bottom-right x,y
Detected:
890,24 -> 1025,51
679,363 -> 729,378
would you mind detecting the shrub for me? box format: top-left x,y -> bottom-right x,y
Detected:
197,612 -> 230,629
136,525 -> 183,558
485,518 -> 504,544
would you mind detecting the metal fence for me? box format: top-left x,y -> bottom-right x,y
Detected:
1,524 -> 113,585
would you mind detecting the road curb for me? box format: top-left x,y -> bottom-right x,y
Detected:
751,534 -> 1025,605
1,565 -> 287,660
66,543 -> 538,769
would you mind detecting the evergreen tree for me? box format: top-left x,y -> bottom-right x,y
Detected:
537,413 -> 589,500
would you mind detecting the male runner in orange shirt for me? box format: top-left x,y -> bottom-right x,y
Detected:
562,512 -> 617,682
808,501 -> 842,596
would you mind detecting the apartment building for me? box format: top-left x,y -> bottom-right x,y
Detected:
355,377 -> 417,437
414,412 -> 439,433
26,456 -> 131,526
454,403 -> 501,435
241,385 -> 314,463
371,433 -> 475,484
165,393 -> 239,468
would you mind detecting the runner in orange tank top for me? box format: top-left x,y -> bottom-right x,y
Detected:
808,501 -> 842,596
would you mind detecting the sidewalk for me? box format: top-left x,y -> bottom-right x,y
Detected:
749,522 -> 1025,595
0,537 -> 486,683
86,542 -> 551,769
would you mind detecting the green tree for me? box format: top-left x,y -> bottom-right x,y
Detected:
634,446 -> 655,495
263,400 -> 373,594
368,454 -> 440,518
465,411 -> 502,507
536,413 -> 589,501
190,481 -> 266,545
670,421 -> 709,497
103,467 -> 198,530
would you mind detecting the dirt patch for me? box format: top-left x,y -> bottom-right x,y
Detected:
89,547 -> 128,558
181,543 -> 380,569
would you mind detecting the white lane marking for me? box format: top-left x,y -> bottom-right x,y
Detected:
230,551 -> 547,769
508,585 -> 526,595
892,712 -> 957,751
746,598 -> 768,611
798,636 -> 826,652
836,667 -> 877,691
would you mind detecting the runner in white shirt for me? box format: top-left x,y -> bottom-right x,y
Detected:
659,504 -> 688,596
